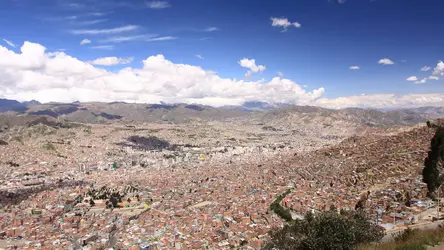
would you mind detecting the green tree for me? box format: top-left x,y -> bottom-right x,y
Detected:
422,125 -> 444,198
263,210 -> 385,250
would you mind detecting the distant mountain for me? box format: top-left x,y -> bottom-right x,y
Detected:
221,101 -> 291,112
400,106 -> 444,118
0,99 -> 441,127
0,98 -> 28,113
18,102 -> 248,124
22,100 -> 41,105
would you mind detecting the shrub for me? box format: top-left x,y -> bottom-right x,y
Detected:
394,228 -> 418,243
264,210 -> 385,250
42,142 -> 56,151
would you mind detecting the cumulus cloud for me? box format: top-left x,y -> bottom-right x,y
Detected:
71,25 -> 138,35
406,76 -> 418,81
196,55 -> 204,60
421,66 -> 431,72
2,38 -> 16,48
88,57 -> 133,66
238,58 -> 266,73
0,41 -> 47,70
270,17 -> 301,31
429,76 -> 439,80
238,58 -> 266,79
2,41 -> 444,109
0,41 -> 325,106
349,66 -> 360,70
378,58 -> 394,65
80,39 -> 91,45
433,61 -> 444,76
146,1 -> 171,9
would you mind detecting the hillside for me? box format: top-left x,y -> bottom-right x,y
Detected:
288,118 -> 444,191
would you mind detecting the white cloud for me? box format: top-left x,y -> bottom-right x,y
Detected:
429,76 -> 439,80
76,19 -> 108,25
196,55 -> 204,60
80,39 -> 91,45
406,76 -> 417,81
90,45 -> 114,50
2,38 -> 16,48
349,66 -> 360,70
0,41 -> 325,106
146,1 -> 171,9
0,41 -> 46,70
99,35 -> 176,43
316,93 -> 444,109
378,58 -> 394,65
238,58 -> 266,79
415,78 -> 427,84
238,58 -> 266,73
204,27 -> 218,32
433,61 -> 444,76
70,25 -> 138,35
278,72 -> 284,77
421,66 -> 431,72
270,17 -> 301,31
67,3 -> 83,9
88,57 -> 133,66
145,36 -> 177,42
100,35 -> 154,43
88,12 -> 107,16
2,41 -> 444,109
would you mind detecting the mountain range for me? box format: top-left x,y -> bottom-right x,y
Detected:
0,98 -> 443,127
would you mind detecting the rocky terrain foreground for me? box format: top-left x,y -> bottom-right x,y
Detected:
0,101 -> 442,249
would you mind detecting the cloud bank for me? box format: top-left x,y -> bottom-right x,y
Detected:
0,41 -> 444,109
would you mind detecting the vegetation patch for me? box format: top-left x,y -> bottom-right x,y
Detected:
264,209 -> 385,250
117,135 -> 170,151
42,142 -> 56,151
358,227 -> 444,250
269,189 -> 293,222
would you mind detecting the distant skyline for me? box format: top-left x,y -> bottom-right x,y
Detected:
0,0 -> 443,109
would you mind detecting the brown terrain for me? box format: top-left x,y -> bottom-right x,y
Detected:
0,100 -> 442,249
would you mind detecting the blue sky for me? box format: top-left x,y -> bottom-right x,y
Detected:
0,0 -> 443,108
